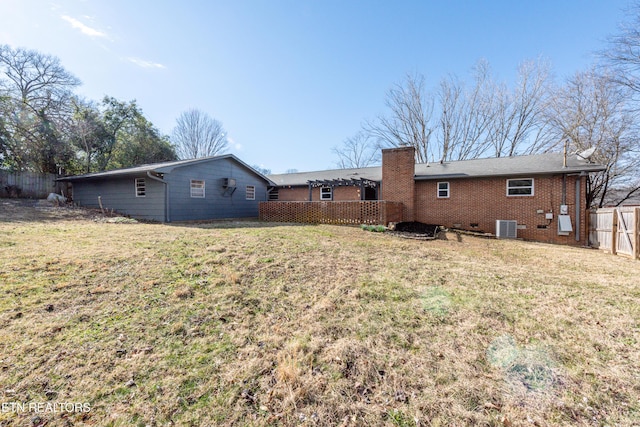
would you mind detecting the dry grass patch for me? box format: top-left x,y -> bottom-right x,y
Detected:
0,200 -> 639,426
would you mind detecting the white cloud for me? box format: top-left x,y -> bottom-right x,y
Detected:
126,57 -> 166,69
61,15 -> 107,38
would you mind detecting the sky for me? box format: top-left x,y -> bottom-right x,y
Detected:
0,0 -> 633,173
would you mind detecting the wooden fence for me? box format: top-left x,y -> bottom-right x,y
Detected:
589,207 -> 640,260
259,201 -> 404,225
0,171 -> 60,199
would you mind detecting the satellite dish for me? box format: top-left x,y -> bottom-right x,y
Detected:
577,147 -> 596,161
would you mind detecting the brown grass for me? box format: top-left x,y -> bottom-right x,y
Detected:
0,199 -> 639,426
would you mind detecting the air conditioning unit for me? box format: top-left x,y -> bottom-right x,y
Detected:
222,178 -> 236,188
496,220 -> 517,239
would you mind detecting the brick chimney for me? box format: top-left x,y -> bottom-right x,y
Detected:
381,146 -> 415,221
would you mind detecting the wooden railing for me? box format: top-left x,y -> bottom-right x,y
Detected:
259,201 -> 404,225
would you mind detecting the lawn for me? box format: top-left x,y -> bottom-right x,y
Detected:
0,200 -> 639,426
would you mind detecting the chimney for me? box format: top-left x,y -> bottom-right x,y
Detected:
381,146 -> 415,222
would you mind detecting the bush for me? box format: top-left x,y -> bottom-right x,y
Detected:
360,224 -> 387,232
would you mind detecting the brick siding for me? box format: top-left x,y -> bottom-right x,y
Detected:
415,175 -> 589,245
268,146 -> 591,245
381,147 -> 415,221
259,201 -> 403,225
277,186 -> 362,201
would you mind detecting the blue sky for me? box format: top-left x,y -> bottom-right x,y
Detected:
0,0 -> 631,173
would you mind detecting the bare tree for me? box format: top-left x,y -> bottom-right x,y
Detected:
171,109 -> 228,159
486,59 -> 552,157
546,68 -> 639,207
601,3 -> 640,101
435,60 -> 496,161
0,45 -> 80,172
332,131 -> 380,168
363,73 -> 434,163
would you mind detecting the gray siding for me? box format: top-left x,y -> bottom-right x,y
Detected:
166,158 -> 268,221
72,175 -> 166,221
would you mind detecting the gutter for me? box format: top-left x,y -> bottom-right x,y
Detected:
146,171 -> 170,223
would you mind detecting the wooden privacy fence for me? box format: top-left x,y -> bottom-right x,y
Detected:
259,201 -> 404,225
0,171 -> 60,198
589,207 -> 640,260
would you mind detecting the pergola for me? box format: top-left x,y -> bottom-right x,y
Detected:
307,178 -> 379,200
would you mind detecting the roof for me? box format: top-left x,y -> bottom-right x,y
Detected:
269,166 -> 381,187
413,152 -> 605,180
267,152 -> 605,186
57,154 -> 275,185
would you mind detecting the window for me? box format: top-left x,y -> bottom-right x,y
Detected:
190,180 -> 205,198
437,182 -> 450,198
135,178 -> 146,197
246,185 -> 255,200
507,178 -> 534,196
268,188 -> 279,200
320,186 -> 332,200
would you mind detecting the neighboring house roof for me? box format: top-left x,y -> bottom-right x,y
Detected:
57,154 -> 275,185
268,152 -> 605,186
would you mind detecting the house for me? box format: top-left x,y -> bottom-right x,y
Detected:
264,146 -> 606,245
58,155 -> 274,222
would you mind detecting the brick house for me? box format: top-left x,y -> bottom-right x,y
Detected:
264,146 -> 605,245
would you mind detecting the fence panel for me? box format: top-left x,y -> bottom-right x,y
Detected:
589,207 -> 639,260
616,209 -> 635,256
0,171 -> 60,198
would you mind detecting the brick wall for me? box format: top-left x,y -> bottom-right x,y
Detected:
277,186 -> 361,201
414,174 -> 589,245
381,146 -> 415,221
259,201 -> 403,225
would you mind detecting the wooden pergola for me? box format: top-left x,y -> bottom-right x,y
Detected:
307,178 -> 379,200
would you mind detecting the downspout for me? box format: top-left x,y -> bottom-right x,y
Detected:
575,176 -> 581,242
575,174 -> 583,242
147,171 -> 170,222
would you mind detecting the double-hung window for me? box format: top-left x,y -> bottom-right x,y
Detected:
246,185 -> 255,200
190,180 -> 205,198
320,186 -> 332,200
437,182 -> 450,198
507,178 -> 534,196
135,178 -> 146,197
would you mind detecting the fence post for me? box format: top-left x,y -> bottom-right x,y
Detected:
635,207 -> 640,260
611,209 -> 618,255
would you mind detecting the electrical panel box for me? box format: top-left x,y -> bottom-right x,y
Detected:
558,215 -> 573,236
545,212 -> 554,220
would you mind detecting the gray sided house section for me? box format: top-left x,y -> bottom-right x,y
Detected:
165,158 -> 267,221
62,156 -> 271,222
72,174 -> 165,220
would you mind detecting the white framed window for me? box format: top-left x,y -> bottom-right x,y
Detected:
246,185 -> 255,200
437,182 -> 450,198
135,178 -> 146,197
190,179 -> 205,198
320,186 -> 332,200
507,178 -> 534,196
